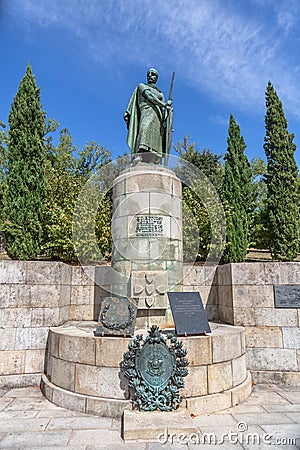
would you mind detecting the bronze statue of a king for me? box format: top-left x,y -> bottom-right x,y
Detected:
124,68 -> 174,164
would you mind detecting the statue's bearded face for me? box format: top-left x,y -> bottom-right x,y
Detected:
147,70 -> 158,84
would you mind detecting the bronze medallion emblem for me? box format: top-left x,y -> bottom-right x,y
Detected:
136,340 -> 176,389
122,325 -> 189,411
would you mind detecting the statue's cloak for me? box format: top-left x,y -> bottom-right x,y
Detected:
125,87 -> 139,154
125,84 -> 172,163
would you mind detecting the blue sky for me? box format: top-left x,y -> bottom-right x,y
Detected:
1,0 -> 300,168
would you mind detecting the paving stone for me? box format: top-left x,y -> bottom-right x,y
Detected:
123,409 -> 198,441
0,410 -> 38,419
242,390 -> 291,405
278,391 -> 300,404
87,445 -> 146,450
28,447 -> 85,450
261,404 -> 300,413
260,423 -> 300,439
3,387 -> 42,398
231,412 -> 294,425
148,442 -> 191,449
0,417 -> 50,432
36,409 -> 89,418
192,413 -> 238,427
242,441 -> 299,450
285,412 -> 300,423
0,397 -> 14,411
221,405 -> 266,414
280,386 -> 300,392
0,430 -> 71,447
68,429 -> 123,446
46,416 -> 112,430
0,383 -> 300,447
5,397 -> 58,411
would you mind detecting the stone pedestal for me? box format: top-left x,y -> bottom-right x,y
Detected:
41,321 -> 251,418
111,163 -> 183,328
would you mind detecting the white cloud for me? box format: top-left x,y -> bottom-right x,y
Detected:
6,0 -> 300,119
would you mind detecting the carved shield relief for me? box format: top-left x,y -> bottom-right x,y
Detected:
136,340 -> 176,389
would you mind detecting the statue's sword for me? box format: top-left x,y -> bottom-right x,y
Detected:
165,71 -> 175,163
167,71 -> 175,107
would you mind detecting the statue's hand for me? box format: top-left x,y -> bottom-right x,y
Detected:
165,100 -> 172,110
123,112 -> 130,129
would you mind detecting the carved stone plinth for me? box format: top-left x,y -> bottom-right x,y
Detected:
41,321 -> 251,418
111,163 -> 183,329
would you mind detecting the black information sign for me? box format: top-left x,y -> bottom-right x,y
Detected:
167,292 -> 211,336
274,285 -> 300,309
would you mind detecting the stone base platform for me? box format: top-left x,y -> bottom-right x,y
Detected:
41,321 -> 252,418
123,409 -> 198,441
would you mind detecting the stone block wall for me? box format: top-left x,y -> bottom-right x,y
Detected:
182,264 -> 219,322
0,261 -> 110,387
1,260 -> 299,388
217,262 -> 300,385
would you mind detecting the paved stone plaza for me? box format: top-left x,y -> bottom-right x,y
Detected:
0,384 -> 299,449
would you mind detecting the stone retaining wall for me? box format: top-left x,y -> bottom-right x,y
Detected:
217,262 -> 300,385
0,261 -> 110,387
1,260 -> 299,387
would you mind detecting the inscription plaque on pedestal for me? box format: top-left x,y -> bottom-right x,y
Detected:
274,285 -> 300,308
167,292 -> 211,336
136,215 -> 163,237
94,296 -> 138,336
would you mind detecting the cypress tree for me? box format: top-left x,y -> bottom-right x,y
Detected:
3,64 -> 46,259
264,82 -> 299,260
221,114 -> 252,263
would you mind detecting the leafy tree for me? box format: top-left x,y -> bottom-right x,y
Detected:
263,82 -> 299,260
2,64 -> 46,259
175,134 -> 224,189
42,128 -> 112,262
248,157 -> 269,249
0,121 -> 8,224
174,136 -> 224,260
221,114 -> 252,263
